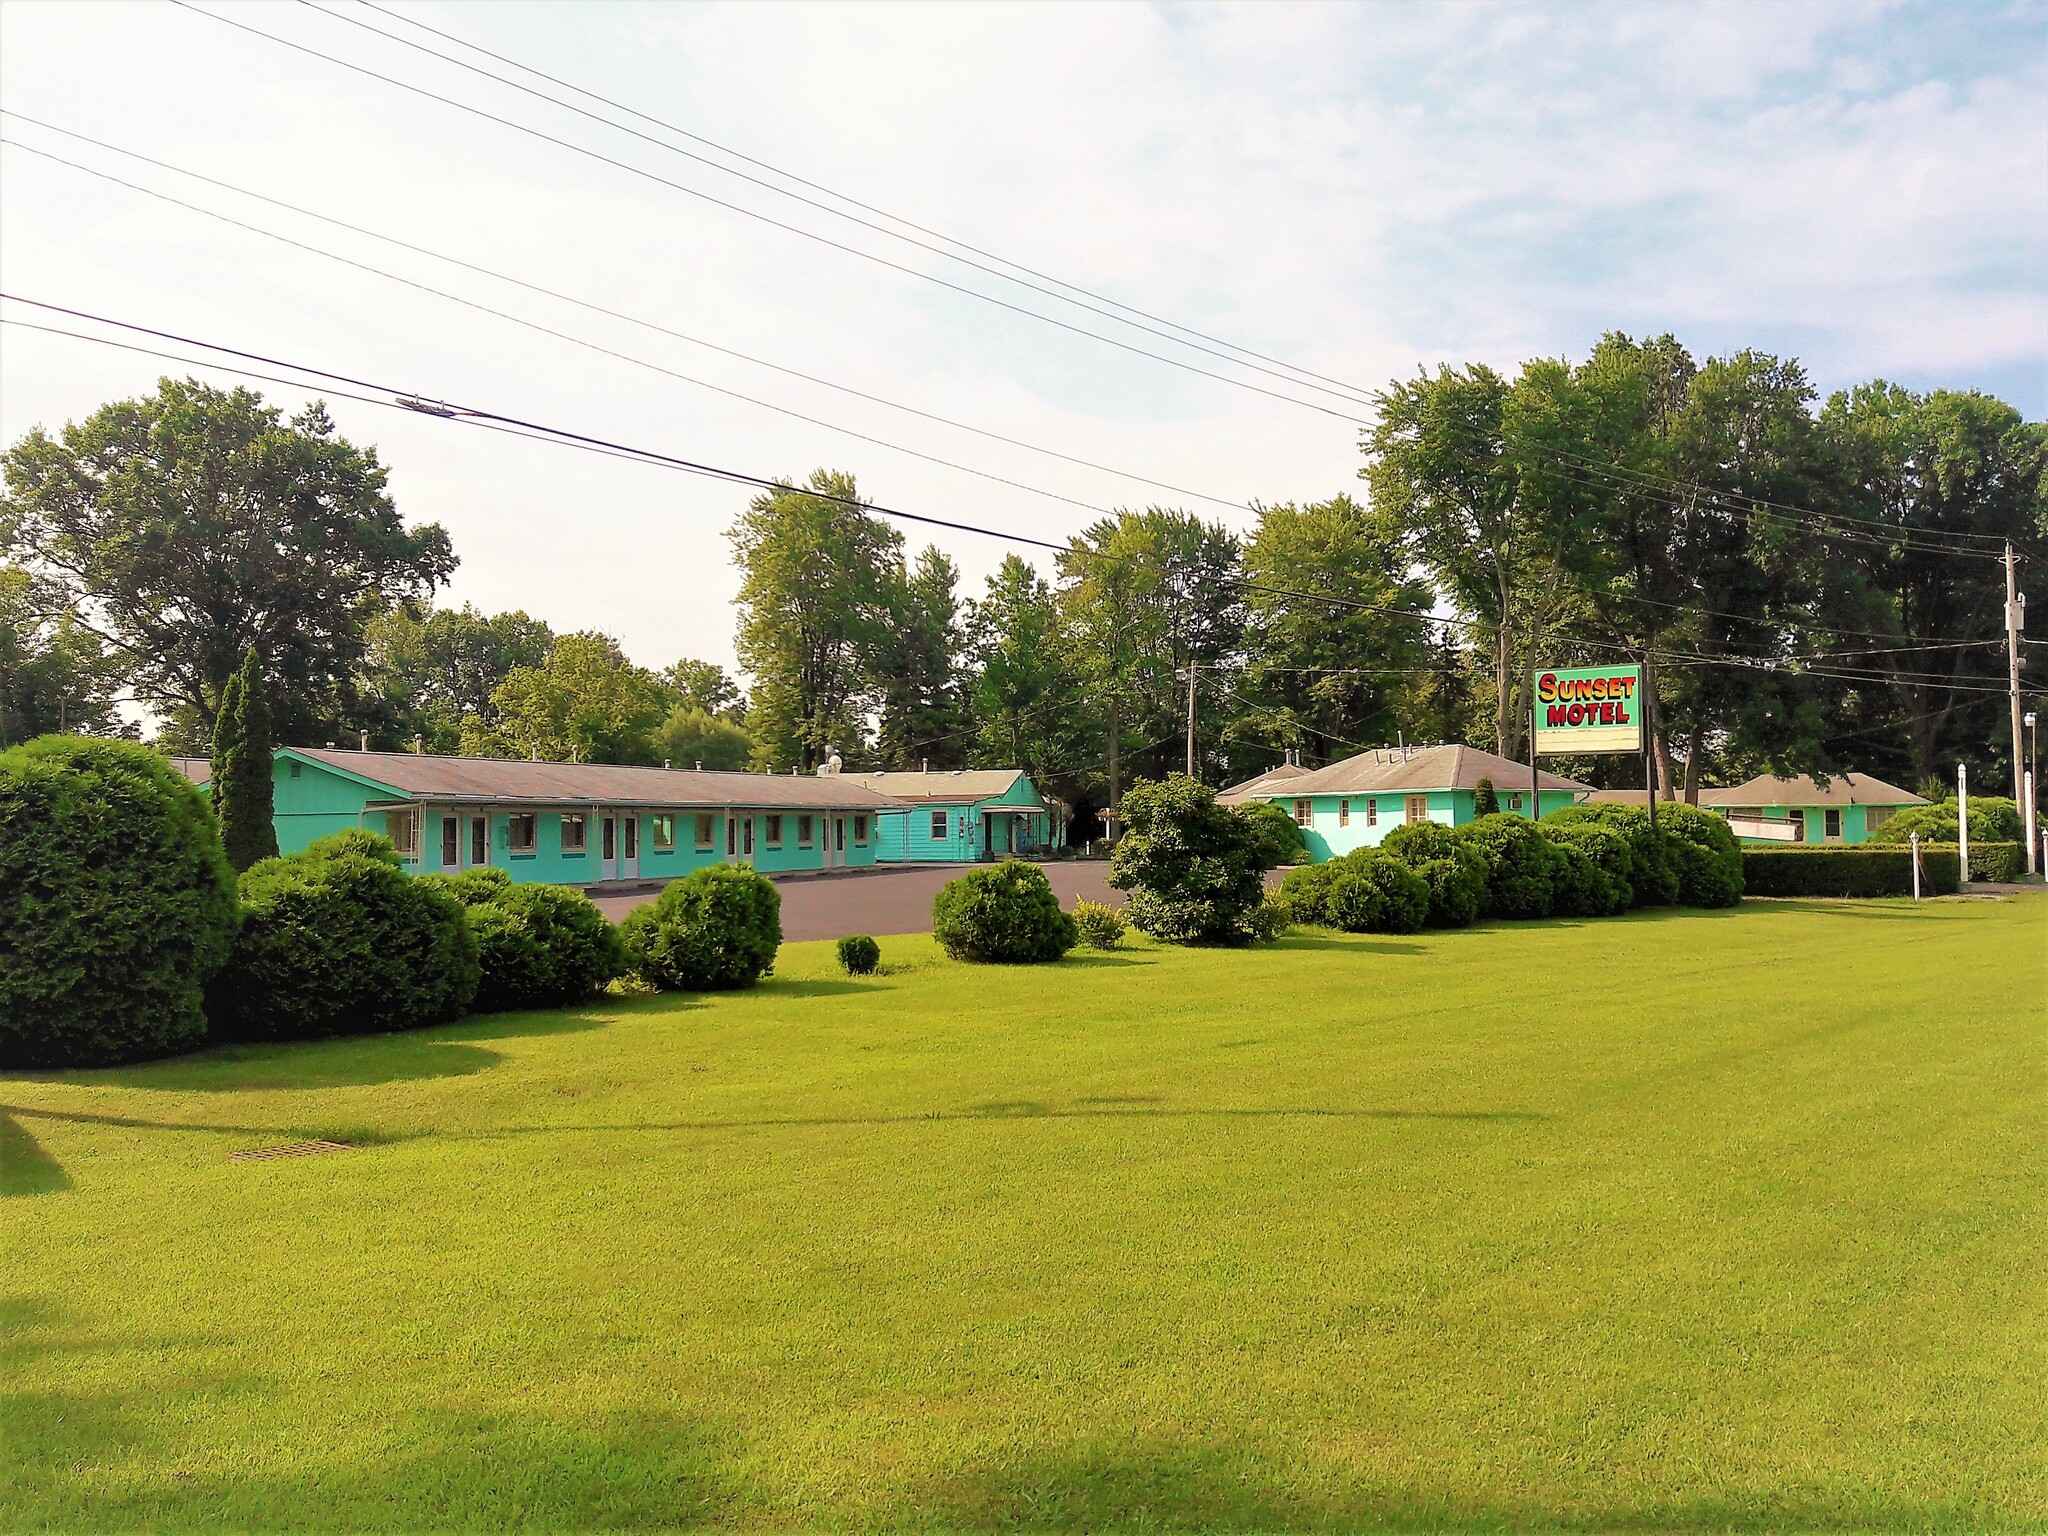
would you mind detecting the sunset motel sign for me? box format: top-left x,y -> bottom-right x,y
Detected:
1532,665 -> 1644,755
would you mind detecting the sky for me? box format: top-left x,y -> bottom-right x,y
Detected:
2,0 -> 2043,691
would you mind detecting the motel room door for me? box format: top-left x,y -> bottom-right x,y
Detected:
600,814 -> 619,880
620,814 -> 639,880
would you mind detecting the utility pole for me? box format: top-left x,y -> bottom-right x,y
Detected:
1185,661 -> 1197,779
2008,542 -> 2031,874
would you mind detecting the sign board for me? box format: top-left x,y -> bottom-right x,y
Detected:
1532,665 -> 1643,755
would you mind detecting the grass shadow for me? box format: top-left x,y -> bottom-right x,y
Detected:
0,1112 -> 70,1197
1270,934 -> 1428,955
87,1036 -> 503,1092
1,1103 -> 427,1147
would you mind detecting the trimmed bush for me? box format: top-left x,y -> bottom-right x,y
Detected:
1241,895 -> 1292,943
1742,846 -> 1961,898
1867,796 -> 2022,848
427,877 -> 626,1013
1472,777 -> 1499,817
1461,814 -> 1564,918
1543,803 -> 1678,906
932,859 -> 1077,963
211,833 -> 479,1042
1326,851 -> 1431,935
1542,822 -> 1634,917
1071,898 -> 1127,950
619,863 -> 781,990
1659,802 -> 1744,908
1109,774 -> 1270,945
1277,860 -> 1341,926
1960,841 -> 2023,883
1380,820 -> 1488,928
837,934 -> 880,976
1234,800 -> 1307,867
1,737 -> 239,1067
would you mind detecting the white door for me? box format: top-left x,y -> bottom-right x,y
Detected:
600,813 -> 619,880
621,814 -> 639,879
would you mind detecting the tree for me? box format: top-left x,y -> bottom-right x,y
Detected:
875,545 -> 969,769
662,658 -> 744,720
359,604 -> 554,752
965,554 -> 1089,783
655,706 -> 755,771
1,379 -> 454,746
212,646 -> 278,871
729,470 -> 902,770
0,564 -> 128,744
462,632 -> 669,764
1108,773 -> 1270,945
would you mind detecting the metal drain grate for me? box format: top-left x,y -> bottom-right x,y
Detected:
230,1140 -> 353,1162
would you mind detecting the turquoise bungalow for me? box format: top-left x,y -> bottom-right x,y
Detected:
1218,743 -> 1592,863
1699,772 -> 1926,845
841,768 -> 1054,862
177,747 -> 906,885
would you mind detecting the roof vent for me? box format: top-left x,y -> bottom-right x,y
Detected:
360,730 -> 370,752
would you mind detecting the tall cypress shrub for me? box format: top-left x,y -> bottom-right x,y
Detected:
213,647 -> 278,871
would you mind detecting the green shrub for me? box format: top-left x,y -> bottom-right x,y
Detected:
837,934 -> 881,976
1541,822 -> 1634,917
932,859 -> 1077,963
1380,821 -> 1488,928
302,827 -> 404,866
1109,774 -> 1269,945
1071,898 -> 1127,949
1241,895 -> 1291,943
1326,851 -> 1431,935
1659,802 -> 1744,908
0,737 -> 239,1067
1234,800 -> 1306,867
1960,841 -> 2023,883
619,863 -> 781,990
211,834 -> 479,1042
422,866 -> 513,903
452,883 -> 626,1012
1742,846 -> 1961,898
1543,803 -> 1678,906
1278,860 -> 1342,926
1867,796 -> 2022,848
1472,777 -> 1499,817
1461,814 -> 1563,918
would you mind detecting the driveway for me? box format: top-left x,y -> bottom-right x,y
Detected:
589,861 -> 1125,942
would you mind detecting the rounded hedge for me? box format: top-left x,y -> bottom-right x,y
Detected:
453,881 -> 627,1012
1461,814 -> 1564,918
210,834 -> 480,1042
1544,804 -> 1679,907
1277,860 -> 1341,926
1326,850 -> 1431,935
837,933 -> 881,976
0,737 -> 240,1067
1234,800 -> 1307,867
932,859 -> 1077,963
619,862 -> 781,990
1658,802 -> 1744,908
1542,822 -> 1634,917
1380,820 -> 1489,928
1867,796 -> 2023,847
1071,897 -> 1127,949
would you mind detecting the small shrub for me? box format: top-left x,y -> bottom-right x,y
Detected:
1461,814 -> 1564,918
212,834 -> 480,1041
1326,850 -> 1431,935
1742,846 -> 1961,898
1110,774 -> 1268,945
1659,802 -> 1744,908
462,884 -> 627,1012
1278,860 -> 1342,926
1380,821 -> 1489,928
838,934 -> 881,975
0,737 -> 239,1067
1071,898 -> 1127,949
1240,895 -> 1292,943
1234,800 -> 1307,868
932,860 -> 1077,963
619,863 -> 781,990
1541,822 -> 1634,917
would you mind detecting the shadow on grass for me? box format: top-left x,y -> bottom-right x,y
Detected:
91,1036 -> 504,1092
0,1113 -> 69,1197
1270,934 -> 1428,955
1,1103 -> 426,1148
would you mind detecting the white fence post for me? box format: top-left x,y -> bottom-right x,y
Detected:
1958,762 -> 1969,884
1910,832 -> 1922,900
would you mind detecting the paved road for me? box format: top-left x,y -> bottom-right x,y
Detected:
590,861 -> 1125,942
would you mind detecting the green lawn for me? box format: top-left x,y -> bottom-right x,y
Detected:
3,898 -> 2043,1534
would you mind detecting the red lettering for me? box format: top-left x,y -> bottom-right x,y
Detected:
1546,704 -> 1569,726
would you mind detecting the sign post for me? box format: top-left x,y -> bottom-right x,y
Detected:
1531,665 -> 1647,819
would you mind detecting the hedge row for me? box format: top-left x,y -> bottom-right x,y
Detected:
1741,846 -> 1963,898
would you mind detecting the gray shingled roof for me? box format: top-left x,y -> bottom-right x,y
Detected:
1220,743 -> 1591,802
1699,772 -> 1927,808
288,748 -> 907,810
1214,762 -> 1311,804
838,768 -> 1034,803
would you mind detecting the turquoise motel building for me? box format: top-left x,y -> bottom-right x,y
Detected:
1218,743 -> 1592,863
1698,772 -> 1927,845
840,768 -> 1055,863
176,747 -> 907,885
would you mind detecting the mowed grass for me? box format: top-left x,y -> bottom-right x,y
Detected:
2,898 -> 2043,1534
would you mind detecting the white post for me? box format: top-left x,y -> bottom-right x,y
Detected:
2027,769 -> 2038,883
1957,762 -> 1969,884
1910,832 -> 1921,900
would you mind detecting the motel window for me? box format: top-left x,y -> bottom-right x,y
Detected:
651,815 -> 675,852
798,814 -> 815,847
854,814 -> 868,844
385,809 -> 418,857
695,814 -> 716,851
1338,799 -> 1350,828
623,817 -> 638,860
1366,798 -> 1377,828
1865,806 -> 1892,833
1293,799 -> 1313,827
726,816 -> 738,856
742,816 -> 754,857
1824,808 -> 1842,840
560,813 -> 587,854
289,761 -> 302,778
439,815 -> 458,867
931,809 -> 948,840
508,813 -> 538,854
1405,796 -> 1429,825
765,814 -> 784,847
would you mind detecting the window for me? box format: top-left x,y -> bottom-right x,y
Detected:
726,815 -> 738,856
1824,807 -> 1842,840
385,808 -> 418,857
601,816 -> 617,861
742,816 -> 755,856
765,814 -> 784,847
289,761 -> 302,778
623,817 -> 638,859
1338,799 -> 1350,828
439,815 -> 458,867
1865,806 -> 1892,833
1405,795 -> 1429,824
694,813 -> 716,851
651,814 -> 675,852
1790,812 -> 1807,843
1366,798 -> 1377,827
854,814 -> 868,844
509,813 -> 538,854
931,809 -> 949,840
798,814 -> 815,847
560,813 -> 586,854
1293,799 -> 1313,827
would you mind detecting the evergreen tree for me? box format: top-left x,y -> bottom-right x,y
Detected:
214,646 -> 278,870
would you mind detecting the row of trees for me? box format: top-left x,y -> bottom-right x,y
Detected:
4,339 -> 2043,836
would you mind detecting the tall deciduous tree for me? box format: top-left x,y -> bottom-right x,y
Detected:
729,470 -> 902,770
359,604 -> 555,752
875,546 -> 968,770
965,554 -> 1086,784
462,632 -> 669,765
655,706 -> 755,771
212,646 -> 278,870
0,379 -> 454,746
0,564 -> 128,744
662,659 -> 744,720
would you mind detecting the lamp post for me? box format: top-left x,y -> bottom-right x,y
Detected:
2027,711 -> 2039,881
